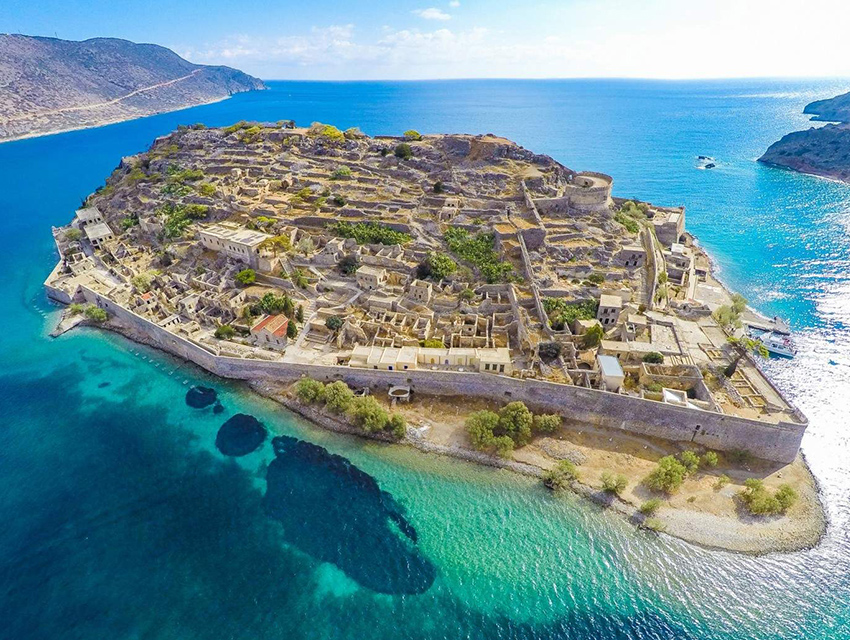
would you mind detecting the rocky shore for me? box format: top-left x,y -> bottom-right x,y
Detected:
759,89 -> 850,182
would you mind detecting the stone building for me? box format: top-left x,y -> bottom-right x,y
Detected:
355,265 -> 388,291
251,314 -> 289,350
198,222 -> 271,269
597,294 -> 623,327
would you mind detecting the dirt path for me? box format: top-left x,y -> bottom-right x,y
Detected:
0,69 -> 203,123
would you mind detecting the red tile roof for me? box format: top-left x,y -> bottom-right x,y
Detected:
251,314 -> 289,338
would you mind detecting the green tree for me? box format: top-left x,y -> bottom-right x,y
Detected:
295,305 -> 304,323
394,143 -> 413,160
533,414 -> 562,434
83,305 -> 107,323
338,254 -> 360,275
331,165 -> 352,179
348,396 -> 389,432
582,323 -> 604,349
388,414 -> 407,439
286,321 -> 298,339
131,273 -> 152,292
403,130 -> 422,141
235,269 -> 256,286
725,336 -> 770,376
295,378 -> 325,404
323,381 -> 354,413
466,410 -> 500,450
643,351 -> 664,364
543,460 -> 578,490
424,252 -> 457,280
214,324 -> 235,339
702,451 -> 719,467
645,455 -> 688,494
65,228 -> 83,242
326,315 -> 343,332
497,401 -> 534,447
679,450 -> 700,475
601,471 -> 628,495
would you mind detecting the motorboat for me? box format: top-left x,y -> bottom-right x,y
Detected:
757,331 -> 797,358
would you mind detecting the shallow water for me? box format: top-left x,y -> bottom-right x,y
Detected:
1,79 -> 849,639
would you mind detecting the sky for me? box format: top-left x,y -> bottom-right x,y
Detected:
4,0 -> 850,80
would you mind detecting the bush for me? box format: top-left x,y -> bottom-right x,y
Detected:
459,288 -> 476,301
403,130 -> 422,141
702,451 -> 719,467
295,378 -> 325,404
543,298 -> 598,329
423,252 -> 457,280
643,352 -> 664,364
538,341 -> 562,361
286,322 -> 298,339
68,303 -> 84,315
433,180 -> 444,194
131,273 -> 151,292
65,228 -> 83,242
533,414 -> 562,434
323,381 -> 354,413
466,410 -> 501,450
422,338 -> 445,348
348,396 -> 389,432
214,324 -> 235,339
196,183 -> 216,197
739,479 -> 797,516
543,460 -> 578,490
338,254 -> 360,275
308,123 -> 345,144
640,498 -> 662,515
497,401 -> 534,447
643,518 -> 666,532
235,269 -> 256,286
388,414 -> 407,439
714,474 -> 731,491
328,221 -> 411,246
331,166 -> 352,179
588,273 -> 605,285
679,450 -> 700,475
394,143 -> 413,160
601,471 -> 628,495
645,455 -> 688,493
582,324 -> 604,349
325,315 -> 343,332
83,305 -> 107,323
444,227 -> 515,283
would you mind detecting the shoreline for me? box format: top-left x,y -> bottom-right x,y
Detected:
0,94 -> 234,146
66,315 -> 826,556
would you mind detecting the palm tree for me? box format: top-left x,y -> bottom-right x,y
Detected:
725,336 -> 769,377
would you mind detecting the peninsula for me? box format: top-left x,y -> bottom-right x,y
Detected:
0,35 -> 264,143
760,89 -> 850,181
45,122 -> 823,553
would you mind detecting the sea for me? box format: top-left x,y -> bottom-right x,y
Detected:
1,79 -> 849,640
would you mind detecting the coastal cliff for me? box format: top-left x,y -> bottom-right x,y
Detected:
759,89 -> 850,181
0,34 -> 265,142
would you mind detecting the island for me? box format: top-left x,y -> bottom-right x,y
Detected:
0,34 -> 264,143
45,122 -> 825,553
759,88 -> 850,181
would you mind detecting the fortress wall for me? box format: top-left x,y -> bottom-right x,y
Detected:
73,285 -> 806,464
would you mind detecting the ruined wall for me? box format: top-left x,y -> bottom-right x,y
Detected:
74,285 -> 807,464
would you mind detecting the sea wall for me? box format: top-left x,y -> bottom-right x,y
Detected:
74,284 -> 806,464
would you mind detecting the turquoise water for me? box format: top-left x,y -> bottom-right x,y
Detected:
2,79 -> 850,639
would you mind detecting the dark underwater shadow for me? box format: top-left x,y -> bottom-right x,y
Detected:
263,435 -> 436,595
216,413 -> 266,456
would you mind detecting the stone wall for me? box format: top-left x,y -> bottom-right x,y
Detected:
72,284 -> 807,464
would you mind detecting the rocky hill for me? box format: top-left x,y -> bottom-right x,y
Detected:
759,89 -> 850,182
0,34 -> 265,142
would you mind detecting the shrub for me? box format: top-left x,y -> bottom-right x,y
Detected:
466,410 -> 500,450
643,352 -> 664,364
64,228 -> 83,242
679,450 -> 700,475
423,252 -> 457,280
68,303 -> 84,315
533,414 -> 562,434
403,130 -> 422,141
433,180 -> 444,194
235,269 -> 256,286
338,254 -> 360,275
739,479 -> 797,516
588,273 -> 605,285
543,298 -> 598,329
702,451 -> 719,468
131,273 -> 152,292
394,143 -> 413,160
323,381 -> 354,414
643,518 -> 666,532
422,338 -> 445,348
459,288 -> 476,301
196,183 -> 216,197
640,498 -> 662,515
388,414 -> 407,439
214,324 -> 235,339
295,378 -> 325,404
497,401 -> 534,447
645,455 -> 688,493
331,166 -> 352,179
83,305 -> 107,322
601,471 -> 628,495
308,123 -> 345,144
325,315 -> 343,332
714,474 -> 731,491
582,324 -> 604,349
348,396 -> 389,432
543,460 -> 578,490
286,322 -> 298,339
328,221 -> 411,246
444,227 -> 515,283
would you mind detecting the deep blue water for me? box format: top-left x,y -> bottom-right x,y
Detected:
1,79 -> 850,639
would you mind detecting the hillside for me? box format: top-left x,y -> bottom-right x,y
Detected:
759,89 -> 850,181
0,34 -> 265,142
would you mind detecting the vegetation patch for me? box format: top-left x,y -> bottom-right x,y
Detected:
542,298 -> 599,330
444,227 -> 515,283
328,221 -> 411,246
739,479 -> 797,516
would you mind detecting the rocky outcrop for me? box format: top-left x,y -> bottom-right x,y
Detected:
759,89 -> 850,181
0,34 -> 265,142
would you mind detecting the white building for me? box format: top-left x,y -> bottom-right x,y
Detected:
597,294 -> 623,327
74,206 -> 104,229
84,222 -> 115,248
597,354 -> 625,392
198,222 -> 271,268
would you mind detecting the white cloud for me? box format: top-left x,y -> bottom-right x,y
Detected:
449,1 -> 460,7
413,7 -> 451,21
